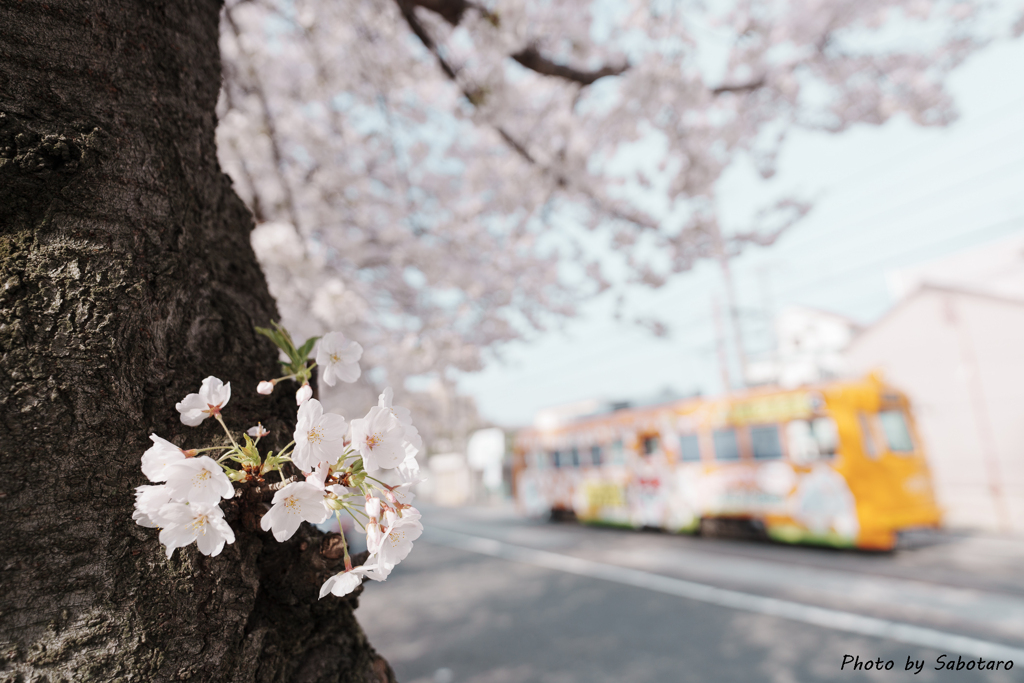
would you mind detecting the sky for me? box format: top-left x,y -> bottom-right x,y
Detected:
456,34 -> 1024,429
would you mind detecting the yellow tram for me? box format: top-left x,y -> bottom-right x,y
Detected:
512,375 -> 941,550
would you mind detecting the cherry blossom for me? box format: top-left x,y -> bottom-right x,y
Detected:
292,398 -> 348,471
368,507 -> 423,579
349,406 -> 406,473
377,387 -> 411,427
164,456 -> 235,505
158,502 -> 236,559
306,462 -> 331,490
247,423 -> 269,438
316,332 -> 362,387
378,387 -> 422,458
176,376 -> 231,426
386,479 -> 418,507
365,495 -> 381,519
318,563 -> 380,599
260,481 -> 331,541
141,434 -> 187,483
295,383 -> 312,405
132,484 -> 174,528
257,380 -> 275,395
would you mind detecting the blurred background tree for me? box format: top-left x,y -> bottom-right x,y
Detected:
219,0 -> 1003,438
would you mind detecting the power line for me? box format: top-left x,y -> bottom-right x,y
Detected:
469,216 -> 1024,390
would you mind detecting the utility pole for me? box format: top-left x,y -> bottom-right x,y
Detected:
756,263 -> 779,380
718,252 -> 750,388
711,296 -> 734,393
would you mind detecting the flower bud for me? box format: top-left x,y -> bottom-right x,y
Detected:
366,521 -> 383,553
365,496 -> 381,519
296,383 -> 312,405
257,380 -> 275,395
247,423 -> 269,438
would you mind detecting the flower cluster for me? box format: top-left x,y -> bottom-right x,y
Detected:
132,325 -> 424,600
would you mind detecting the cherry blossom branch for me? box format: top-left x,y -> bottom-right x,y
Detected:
711,77 -> 767,95
222,5 -> 305,233
511,45 -> 628,86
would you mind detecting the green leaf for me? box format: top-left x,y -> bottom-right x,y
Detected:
255,325 -> 289,353
296,336 -> 320,362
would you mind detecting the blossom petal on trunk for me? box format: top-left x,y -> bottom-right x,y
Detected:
141,434 -> 186,482
318,563 -> 380,599
164,456 -> 235,505
175,377 -> 230,426
132,484 -> 174,528
158,502 -> 233,558
199,376 -> 231,408
260,481 -> 330,541
175,393 -> 209,426
292,399 -> 348,471
196,515 -> 235,557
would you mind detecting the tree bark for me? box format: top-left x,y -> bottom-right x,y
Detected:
0,1 -> 394,681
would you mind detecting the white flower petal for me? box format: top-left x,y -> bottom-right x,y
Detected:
141,435 -> 185,483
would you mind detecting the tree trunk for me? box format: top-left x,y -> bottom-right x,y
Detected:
0,1 -> 395,681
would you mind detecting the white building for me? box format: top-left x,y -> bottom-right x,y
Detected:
750,233 -> 1024,533
747,306 -> 861,387
887,232 -> 1024,302
846,280 -> 1024,533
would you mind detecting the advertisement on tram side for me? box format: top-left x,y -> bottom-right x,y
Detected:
513,376 -> 940,550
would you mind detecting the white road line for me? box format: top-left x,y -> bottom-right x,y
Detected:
425,528 -> 1024,662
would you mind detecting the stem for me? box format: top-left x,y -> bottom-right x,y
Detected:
214,414 -> 240,450
350,514 -> 366,532
335,512 -> 352,570
193,445 -> 232,453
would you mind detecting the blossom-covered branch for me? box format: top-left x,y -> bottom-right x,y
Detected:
217,0 -> 1003,391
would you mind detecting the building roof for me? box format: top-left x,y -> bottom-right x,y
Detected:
850,282 -> 1024,347
888,231 -> 1024,302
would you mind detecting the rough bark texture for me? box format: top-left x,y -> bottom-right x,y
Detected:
0,1 -> 395,681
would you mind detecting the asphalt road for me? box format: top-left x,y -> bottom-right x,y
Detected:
357,504 -> 1024,683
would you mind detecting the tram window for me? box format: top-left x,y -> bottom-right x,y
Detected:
858,412 -> 878,459
679,434 -> 701,462
813,417 -> 839,456
787,417 -> 838,464
609,440 -> 626,465
878,411 -> 915,453
551,450 -> 562,468
570,447 -> 580,467
751,425 -> 783,460
712,429 -> 740,461
591,445 -> 603,466
642,436 -> 660,455
787,421 -> 818,464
